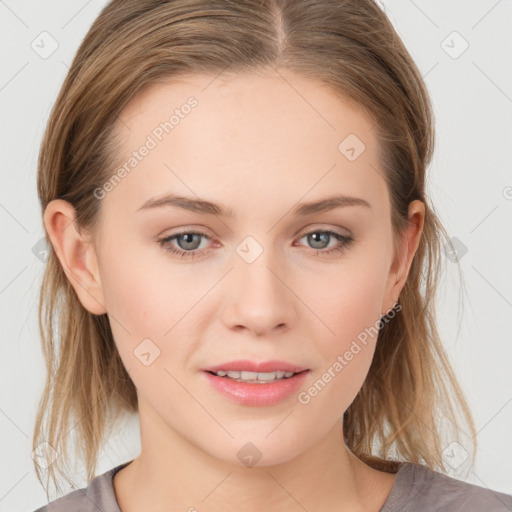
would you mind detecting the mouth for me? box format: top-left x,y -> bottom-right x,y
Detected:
204,369 -> 308,384
201,360 -> 311,406
202,359 -> 309,383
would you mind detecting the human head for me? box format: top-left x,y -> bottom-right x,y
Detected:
34,0 -> 476,496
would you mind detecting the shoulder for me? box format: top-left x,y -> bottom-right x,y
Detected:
32,487 -> 88,512
381,462 -> 512,512
31,461 -> 130,512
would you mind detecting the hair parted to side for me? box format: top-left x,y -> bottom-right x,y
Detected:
34,0 -> 477,499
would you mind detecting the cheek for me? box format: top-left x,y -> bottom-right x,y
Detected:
98,234 -> 194,332
96,241 -> 172,357
100,253 -> 166,333
303,252 -> 389,405
98,241 -> 215,377
310,255 -> 389,346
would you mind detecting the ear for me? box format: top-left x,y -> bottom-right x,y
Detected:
43,199 -> 107,315
382,199 -> 425,316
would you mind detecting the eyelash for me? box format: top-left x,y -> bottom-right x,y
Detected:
157,229 -> 354,260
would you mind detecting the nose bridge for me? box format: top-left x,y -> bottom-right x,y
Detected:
224,233 -> 295,333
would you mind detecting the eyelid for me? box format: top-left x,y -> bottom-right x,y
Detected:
295,223 -> 352,238
157,223 -> 354,261
159,223 -> 352,243
157,224 -> 216,240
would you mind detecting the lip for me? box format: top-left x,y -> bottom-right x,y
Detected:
203,368 -> 310,406
203,360 -> 308,373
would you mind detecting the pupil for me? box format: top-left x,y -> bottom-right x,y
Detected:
179,233 -> 200,250
309,232 -> 328,249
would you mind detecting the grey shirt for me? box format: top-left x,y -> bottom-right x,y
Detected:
33,460 -> 512,511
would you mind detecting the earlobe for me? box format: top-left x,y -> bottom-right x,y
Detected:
43,199 -> 107,315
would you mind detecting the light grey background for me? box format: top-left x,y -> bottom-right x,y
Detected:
1,1 -> 511,510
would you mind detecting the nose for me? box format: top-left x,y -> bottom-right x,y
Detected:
220,244 -> 298,337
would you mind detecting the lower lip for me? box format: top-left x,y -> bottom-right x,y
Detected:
203,370 -> 309,406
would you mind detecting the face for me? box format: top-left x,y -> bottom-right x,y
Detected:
48,69 -> 422,468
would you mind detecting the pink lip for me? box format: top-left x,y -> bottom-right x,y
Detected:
203,359 -> 308,373
202,369 -> 310,407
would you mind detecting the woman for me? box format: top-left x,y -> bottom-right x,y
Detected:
32,0 -> 512,510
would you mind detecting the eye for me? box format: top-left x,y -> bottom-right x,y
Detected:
158,231 -> 212,259
295,229 -> 354,256
157,228 -> 355,259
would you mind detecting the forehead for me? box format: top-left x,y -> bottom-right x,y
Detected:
106,70 -> 386,216
117,70 -> 376,141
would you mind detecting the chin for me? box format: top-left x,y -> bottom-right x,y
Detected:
200,431 -> 311,469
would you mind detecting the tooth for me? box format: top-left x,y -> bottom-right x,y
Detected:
241,371 -> 259,380
214,369 -> 297,382
257,372 -> 279,381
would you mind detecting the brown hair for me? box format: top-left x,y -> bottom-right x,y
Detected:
34,0 -> 477,499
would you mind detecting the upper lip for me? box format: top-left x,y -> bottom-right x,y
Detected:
203,360 -> 309,374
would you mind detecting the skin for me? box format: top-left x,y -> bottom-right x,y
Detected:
44,69 -> 424,512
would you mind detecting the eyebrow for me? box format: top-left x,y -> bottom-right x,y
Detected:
136,193 -> 371,217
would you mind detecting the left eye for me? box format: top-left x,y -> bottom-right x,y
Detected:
158,231 -> 211,259
157,229 -> 354,259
